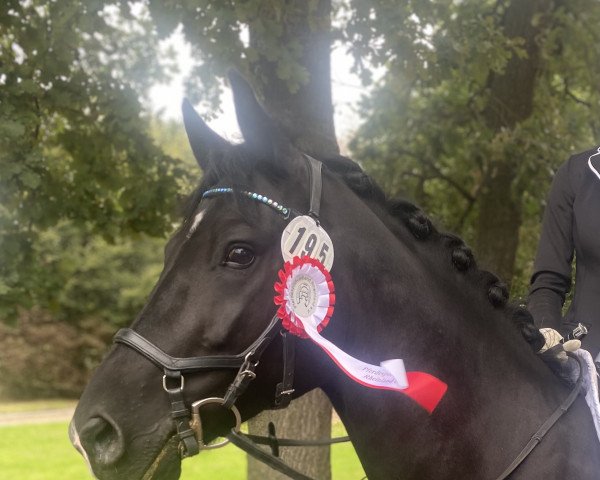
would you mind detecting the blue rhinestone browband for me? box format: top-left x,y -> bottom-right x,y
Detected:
202,187 -> 293,219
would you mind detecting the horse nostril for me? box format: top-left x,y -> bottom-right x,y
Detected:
79,415 -> 125,467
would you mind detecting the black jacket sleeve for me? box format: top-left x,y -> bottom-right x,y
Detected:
528,158 -> 575,331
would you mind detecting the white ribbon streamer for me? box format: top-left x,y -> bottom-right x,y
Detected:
301,318 -> 409,390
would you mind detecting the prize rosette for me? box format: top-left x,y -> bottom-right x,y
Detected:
274,256 -> 335,338
273,255 -> 447,414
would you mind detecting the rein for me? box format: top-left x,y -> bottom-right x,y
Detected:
227,428 -> 349,480
495,352 -> 584,480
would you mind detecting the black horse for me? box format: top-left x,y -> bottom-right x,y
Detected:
71,73 -> 600,479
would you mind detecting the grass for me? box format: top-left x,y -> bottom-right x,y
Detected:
0,422 -> 90,480
0,421 -> 365,479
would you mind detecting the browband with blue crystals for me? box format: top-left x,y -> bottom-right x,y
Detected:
202,187 -> 296,219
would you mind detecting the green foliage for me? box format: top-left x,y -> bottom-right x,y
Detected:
1,1 -> 185,235
348,0 -> 600,292
0,309 -> 113,398
36,223 -> 167,327
0,0 -> 209,399
149,117 -> 199,192
146,0 -> 318,109
0,2 -> 198,320
0,220 -> 172,396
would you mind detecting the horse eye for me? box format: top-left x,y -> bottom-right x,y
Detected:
224,246 -> 255,268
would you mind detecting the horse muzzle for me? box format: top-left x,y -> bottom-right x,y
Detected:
69,410 -> 181,480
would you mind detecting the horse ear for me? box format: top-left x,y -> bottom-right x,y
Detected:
182,98 -> 229,170
228,70 -> 276,156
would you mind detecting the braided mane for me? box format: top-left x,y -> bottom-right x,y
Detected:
320,154 -> 544,353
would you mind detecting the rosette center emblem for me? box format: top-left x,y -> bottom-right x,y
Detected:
274,256 -> 335,338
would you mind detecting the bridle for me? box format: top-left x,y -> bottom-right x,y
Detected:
112,152 -> 586,480
114,313 -> 289,457
113,154 -> 343,471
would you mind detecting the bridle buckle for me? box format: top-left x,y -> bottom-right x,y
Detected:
240,369 -> 257,380
162,373 -> 184,393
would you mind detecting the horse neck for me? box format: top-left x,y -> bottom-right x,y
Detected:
322,275 -> 573,477
314,198 -> 582,478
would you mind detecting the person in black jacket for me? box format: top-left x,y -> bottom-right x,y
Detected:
528,147 -> 600,358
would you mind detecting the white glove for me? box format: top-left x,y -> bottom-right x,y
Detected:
538,327 -> 581,355
538,328 -> 581,384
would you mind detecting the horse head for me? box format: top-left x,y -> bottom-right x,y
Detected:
69,71 -> 378,479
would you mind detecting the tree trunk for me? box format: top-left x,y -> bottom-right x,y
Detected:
248,0 -> 339,157
247,1 -> 336,479
476,162 -> 522,283
247,390 -> 332,480
476,0 -> 553,283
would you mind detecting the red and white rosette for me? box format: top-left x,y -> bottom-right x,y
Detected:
273,256 -> 447,414
274,256 -> 335,339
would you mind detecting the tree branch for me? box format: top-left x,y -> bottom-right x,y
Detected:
564,85 -> 592,108
422,158 -> 476,203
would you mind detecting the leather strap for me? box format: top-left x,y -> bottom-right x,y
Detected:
228,429 -> 314,480
163,370 -> 199,457
223,359 -> 259,409
304,154 -> 322,220
114,329 -> 244,372
238,431 -> 351,447
495,352 -> 584,480
227,428 -> 351,480
114,315 -> 281,373
267,422 -> 279,457
274,332 -> 295,409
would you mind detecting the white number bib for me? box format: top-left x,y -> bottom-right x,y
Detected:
281,216 -> 334,270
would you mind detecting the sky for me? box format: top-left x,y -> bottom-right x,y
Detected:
148,28 -> 368,149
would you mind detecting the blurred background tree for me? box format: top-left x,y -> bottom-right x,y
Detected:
347,0 -> 600,290
1,1 -> 195,319
0,1 -> 199,406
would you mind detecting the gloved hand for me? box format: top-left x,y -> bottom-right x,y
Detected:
538,328 -> 581,385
